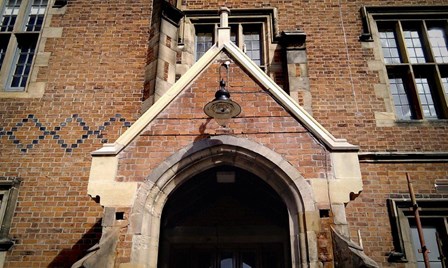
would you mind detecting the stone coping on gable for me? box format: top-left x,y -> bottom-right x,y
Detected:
91,42 -> 358,156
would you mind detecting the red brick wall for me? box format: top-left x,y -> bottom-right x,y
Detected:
1,0 -> 447,267
116,60 -> 330,184
182,0 -> 448,152
297,0 -> 448,152
112,59 -> 331,263
346,164 -> 448,267
0,0 -> 151,266
181,1 -> 447,266
143,0 -> 163,103
287,1 -> 448,266
290,1 -> 448,267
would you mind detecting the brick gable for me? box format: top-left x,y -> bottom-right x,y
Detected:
117,55 -> 329,184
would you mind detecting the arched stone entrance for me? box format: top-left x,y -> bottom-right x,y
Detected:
128,136 -> 318,268
158,165 -> 291,268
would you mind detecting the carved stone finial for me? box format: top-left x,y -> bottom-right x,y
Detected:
217,7 -> 231,46
219,7 -> 231,28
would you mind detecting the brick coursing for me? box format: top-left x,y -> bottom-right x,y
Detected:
0,0 -> 447,267
347,163 -> 448,266
116,60 -> 330,183
0,0 -> 151,266
111,59 -> 331,263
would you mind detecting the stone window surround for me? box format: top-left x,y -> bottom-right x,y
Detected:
127,136 -> 315,267
0,178 -> 20,249
88,135 -> 363,267
87,32 -> 364,266
360,5 -> 448,126
0,178 -> 20,268
192,19 -> 267,68
0,0 -> 65,98
177,8 -> 279,74
181,8 -> 280,43
155,6 -> 309,112
195,22 -> 264,64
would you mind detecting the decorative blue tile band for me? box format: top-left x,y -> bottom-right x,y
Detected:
0,114 -> 132,153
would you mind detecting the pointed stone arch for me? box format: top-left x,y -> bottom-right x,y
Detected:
129,135 -> 319,268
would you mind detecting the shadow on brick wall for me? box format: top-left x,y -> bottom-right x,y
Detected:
48,219 -> 102,268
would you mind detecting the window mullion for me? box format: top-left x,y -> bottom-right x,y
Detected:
190,13 -> 269,72
0,33 -> 16,87
421,20 -> 436,63
370,8 -> 448,121
0,0 -> 49,95
13,0 -> 30,33
0,0 -> 29,87
261,22 -> 267,69
213,23 -> 218,45
395,21 -> 409,64
0,35 -> 10,69
397,21 -> 425,119
407,66 -> 424,119
0,0 -> 21,32
238,23 -> 243,50
433,65 -> 448,118
0,190 -> 10,228
1,0 -> 34,91
435,230 -> 446,266
7,0 -> 43,91
444,217 -> 448,238
9,35 -> 37,89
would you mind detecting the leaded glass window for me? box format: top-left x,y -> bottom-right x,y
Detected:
25,0 -> 47,32
195,23 -> 264,68
377,20 -> 448,120
0,0 -> 47,91
0,0 -> 21,32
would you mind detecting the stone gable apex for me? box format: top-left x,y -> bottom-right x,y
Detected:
88,6 -> 361,213
92,41 -> 358,156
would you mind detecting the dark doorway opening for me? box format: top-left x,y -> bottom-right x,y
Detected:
158,166 -> 291,268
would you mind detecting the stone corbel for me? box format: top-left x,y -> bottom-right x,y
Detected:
87,156 -> 138,207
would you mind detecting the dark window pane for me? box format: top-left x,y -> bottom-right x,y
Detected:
35,16 -> 43,31
262,247 -> 283,268
195,26 -> 214,61
8,36 -> 37,90
220,252 -> 234,268
241,252 -> 256,268
170,249 -> 191,268
25,0 -> 47,32
11,75 -> 20,87
0,35 -> 10,69
26,16 -> 36,31
230,24 -> 237,44
0,0 -> 21,32
196,251 -> 213,268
